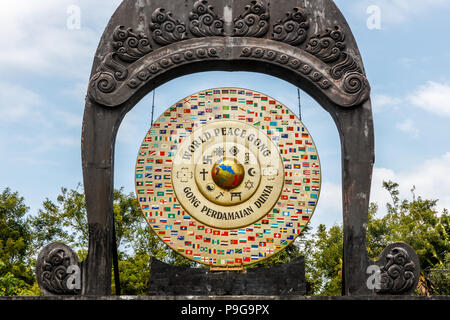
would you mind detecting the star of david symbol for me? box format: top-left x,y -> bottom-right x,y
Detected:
244,180 -> 254,190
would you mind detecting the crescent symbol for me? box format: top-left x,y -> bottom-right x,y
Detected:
248,168 -> 256,177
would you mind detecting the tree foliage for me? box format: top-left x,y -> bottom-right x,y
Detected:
0,180 -> 448,296
306,181 -> 450,295
0,188 -> 35,296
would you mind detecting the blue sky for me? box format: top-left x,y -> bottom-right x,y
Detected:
1,0 -> 450,231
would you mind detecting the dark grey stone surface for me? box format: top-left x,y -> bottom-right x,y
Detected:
81,0 -> 378,296
148,257 -> 306,296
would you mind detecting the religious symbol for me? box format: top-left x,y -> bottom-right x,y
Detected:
244,180 -> 254,190
214,147 -> 225,157
176,168 -> 193,183
229,146 -> 240,156
215,192 -> 224,200
200,169 -> 209,181
262,166 -> 279,181
231,192 -> 242,201
203,155 -> 213,165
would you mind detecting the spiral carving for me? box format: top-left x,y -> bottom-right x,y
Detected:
112,26 -> 152,63
189,0 -> 224,37
150,8 -> 188,46
233,1 -> 270,38
36,243 -> 81,295
306,26 -> 346,64
91,72 -> 117,94
272,7 -> 309,46
377,247 -> 417,295
343,72 -> 365,94
126,47 -> 220,91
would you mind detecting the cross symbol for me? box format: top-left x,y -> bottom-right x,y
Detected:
200,169 -> 209,181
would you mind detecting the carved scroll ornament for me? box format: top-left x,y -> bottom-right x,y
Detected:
88,3 -> 370,108
233,0 -> 270,38
150,8 -> 188,45
189,0 -> 225,37
377,246 -> 418,295
36,242 -> 81,295
272,7 -> 309,46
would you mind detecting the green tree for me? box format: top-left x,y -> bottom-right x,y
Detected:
307,224 -> 343,295
30,185 -> 194,295
0,188 -> 35,296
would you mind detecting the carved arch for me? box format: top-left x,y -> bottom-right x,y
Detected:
82,0 -> 374,296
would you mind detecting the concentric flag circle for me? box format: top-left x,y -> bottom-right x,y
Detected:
135,88 -> 321,266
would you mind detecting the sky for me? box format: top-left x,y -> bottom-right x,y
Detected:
1,0 -> 450,232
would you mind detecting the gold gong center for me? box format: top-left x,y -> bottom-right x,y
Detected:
211,158 -> 245,190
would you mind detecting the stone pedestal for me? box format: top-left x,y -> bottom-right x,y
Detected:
148,257 -> 306,296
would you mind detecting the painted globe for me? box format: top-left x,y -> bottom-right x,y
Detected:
211,158 -> 245,190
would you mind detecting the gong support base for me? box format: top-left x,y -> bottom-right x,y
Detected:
148,257 -> 306,296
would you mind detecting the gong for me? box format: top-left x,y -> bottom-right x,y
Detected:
135,88 -> 321,266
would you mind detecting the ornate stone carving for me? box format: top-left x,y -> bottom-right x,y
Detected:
36,242 -> 81,295
127,47 -> 219,90
272,7 -> 309,46
306,26 -> 346,63
88,35 -> 369,108
233,1 -> 270,38
189,0 -> 224,37
150,8 -> 188,45
112,26 -> 153,62
241,47 -> 332,90
377,246 -> 418,295
305,26 -> 369,105
90,26 -> 153,95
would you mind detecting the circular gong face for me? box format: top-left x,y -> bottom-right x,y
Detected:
172,120 -> 284,229
135,88 -> 321,266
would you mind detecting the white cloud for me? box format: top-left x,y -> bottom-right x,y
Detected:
311,181 -> 342,226
409,81 -> 450,117
396,118 -> 419,137
371,93 -> 402,113
371,153 -> 450,214
0,0 -> 121,79
0,82 -> 45,123
347,0 -> 450,26
55,110 -> 83,128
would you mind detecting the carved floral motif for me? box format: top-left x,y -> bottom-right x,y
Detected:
233,1 -> 270,38
189,0 -> 224,37
272,7 -> 309,46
